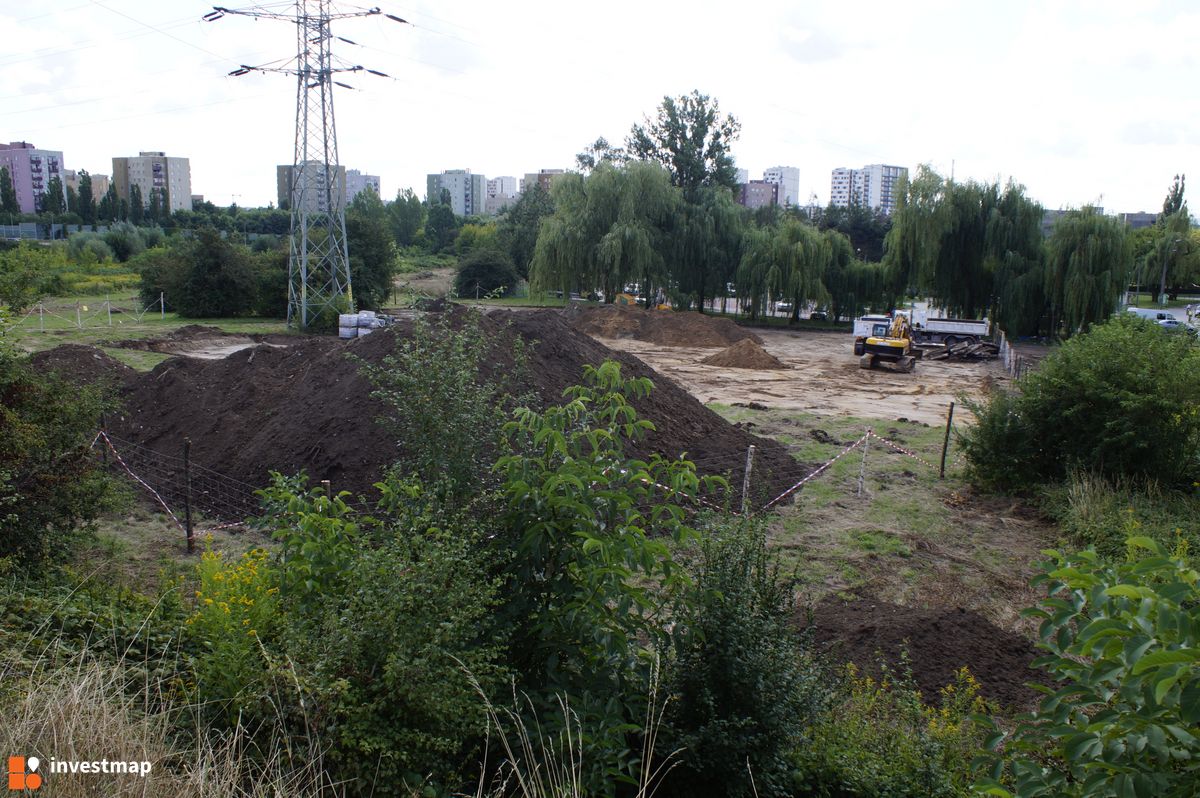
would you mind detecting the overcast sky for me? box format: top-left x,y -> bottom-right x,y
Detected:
3,0 -> 1198,213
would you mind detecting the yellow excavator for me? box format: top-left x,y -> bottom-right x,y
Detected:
855,312 -> 921,372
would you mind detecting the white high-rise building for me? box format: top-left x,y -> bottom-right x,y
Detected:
427,169 -> 487,216
112,151 -> 192,213
345,169 -> 381,203
763,166 -> 799,207
829,164 -> 907,215
735,168 -> 749,185
487,176 -> 517,198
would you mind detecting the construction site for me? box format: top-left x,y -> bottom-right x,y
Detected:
28,302 -> 1051,708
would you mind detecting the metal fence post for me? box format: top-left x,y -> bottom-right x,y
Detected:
939,401 -> 955,479
740,445 -> 755,516
183,438 -> 194,553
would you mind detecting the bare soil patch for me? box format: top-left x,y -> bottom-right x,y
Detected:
806,595 -> 1046,709
105,324 -> 292,360
592,327 -> 1011,426
571,305 -> 761,348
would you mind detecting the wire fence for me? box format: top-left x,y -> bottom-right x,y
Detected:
93,410 -> 969,554
1,295 -> 166,334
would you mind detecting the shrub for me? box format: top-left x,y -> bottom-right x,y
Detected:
102,222 -> 147,262
961,315 -> 1200,490
663,519 -> 824,798
454,248 -> 518,298
66,232 -> 114,265
793,663 -> 991,798
0,337 -> 112,562
975,538 -> 1200,797
134,230 -> 260,318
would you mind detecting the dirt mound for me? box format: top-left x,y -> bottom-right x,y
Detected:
701,338 -> 787,369
29,344 -> 137,390
76,308 -> 802,515
572,305 -> 761,348
107,325 -> 294,359
807,595 -> 1045,709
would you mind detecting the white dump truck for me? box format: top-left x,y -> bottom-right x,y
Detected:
907,310 -> 990,346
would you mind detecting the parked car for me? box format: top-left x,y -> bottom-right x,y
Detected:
809,309 -> 829,321
776,301 -> 793,314
1157,318 -> 1196,334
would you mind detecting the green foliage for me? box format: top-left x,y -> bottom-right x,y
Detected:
531,161 -> 679,301
626,90 -> 741,200
388,187 -> 425,247
355,308 -> 527,503
1161,173 -> 1186,220
454,247 -> 518,298
101,221 -> 147,262
496,360 -> 716,792
0,243 -> 61,311
424,202 -> 460,253
497,182 -> 554,278
0,167 -> 17,215
1044,207 -> 1130,334
134,229 -> 260,317
345,187 -> 396,310
187,546 -> 278,721
1043,472 -> 1200,560
664,520 -> 821,798
976,538 -> 1200,797
40,176 -> 65,215
0,334 -> 112,562
66,231 -> 115,265
808,201 -> 893,263
453,221 -> 499,255
961,315 -> 1200,490
795,663 -> 990,798
77,171 -> 95,225
671,186 -> 745,311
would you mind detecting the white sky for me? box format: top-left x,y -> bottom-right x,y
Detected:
3,0 -> 1198,213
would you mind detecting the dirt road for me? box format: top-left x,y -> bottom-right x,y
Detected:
594,328 -> 1009,425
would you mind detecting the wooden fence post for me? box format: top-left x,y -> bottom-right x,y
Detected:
740,445 -> 755,516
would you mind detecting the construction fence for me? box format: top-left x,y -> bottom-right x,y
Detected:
1,295 -> 167,334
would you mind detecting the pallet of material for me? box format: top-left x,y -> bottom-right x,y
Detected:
928,341 -> 1000,361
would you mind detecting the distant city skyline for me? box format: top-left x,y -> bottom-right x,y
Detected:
3,1 -> 1196,214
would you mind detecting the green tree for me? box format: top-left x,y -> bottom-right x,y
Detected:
1044,207 -> 1129,334
170,228 -> 259,317
671,186 -> 744,311
0,330 -> 112,562
423,202 -> 459,254
129,183 -> 144,225
345,186 -> 396,309
496,182 -> 554,278
809,202 -> 893,263
40,176 -> 65,215
452,221 -> 499,255
531,160 -> 679,302
627,90 -> 741,200
961,314 -> 1200,490
976,538 -> 1200,798
76,171 -> 95,225
454,248 -> 518,298
575,136 -> 627,172
735,226 -> 777,320
97,183 -> 118,223
65,184 -> 79,216
387,187 -> 425,247
1160,173 -> 1185,221
0,166 -> 18,215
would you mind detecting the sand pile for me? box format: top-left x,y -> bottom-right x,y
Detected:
701,339 -> 787,370
572,305 -> 761,348
37,308 -> 804,516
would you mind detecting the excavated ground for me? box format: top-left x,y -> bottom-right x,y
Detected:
32,309 -> 804,511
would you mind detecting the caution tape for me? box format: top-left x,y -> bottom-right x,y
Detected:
866,431 -> 938,471
96,432 -> 186,533
757,431 -> 870,512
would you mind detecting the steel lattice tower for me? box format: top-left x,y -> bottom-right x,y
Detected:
204,3 -> 404,328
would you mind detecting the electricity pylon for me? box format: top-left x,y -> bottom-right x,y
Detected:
204,3 -> 404,328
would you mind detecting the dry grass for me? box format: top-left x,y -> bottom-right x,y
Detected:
0,652 -> 335,797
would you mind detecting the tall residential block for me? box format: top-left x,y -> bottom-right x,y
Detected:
0,141 -> 65,214
277,163 -> 347,213
487,176 -> 517,198
763,166 -> 800,207
427,169 -> 487,216
829,163 -> 907,215
345,169 -> 381,203
520,169 -> 565,194
736,180 -> 779,209
112,151 -> 191,213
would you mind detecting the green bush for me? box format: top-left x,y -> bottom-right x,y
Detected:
663,520 -> 824,798
961,315 -> 1200,491
454,248 -> 518,298
976,538 -> 1200,797
134,229 -> 260,317
102,221 -> 147,262
66,232 -> 114,264
793,662 -> 990,798
0,335 -> 112,562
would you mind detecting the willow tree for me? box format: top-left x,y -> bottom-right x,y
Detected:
823,230 -> 886,322
773,219 -> 829,322
986,182 -> 1045,335
1044,207 -> 1130,335
530,161 -> 679,302
670,186 -> 744,311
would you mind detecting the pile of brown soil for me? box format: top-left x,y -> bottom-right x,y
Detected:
701,338 -> 787,370
29,344 -> 137,390
106,325 -> 294,355
807,595 -> 1045,709
572,305 -> 761,349
43,308 -> 804,514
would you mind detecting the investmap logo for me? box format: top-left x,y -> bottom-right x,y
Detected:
6,757 -> 41,791
7,754 -> 152,790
